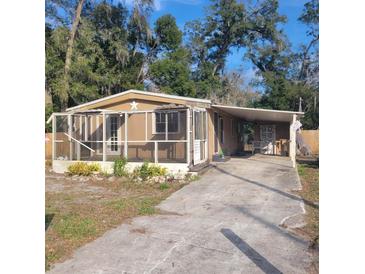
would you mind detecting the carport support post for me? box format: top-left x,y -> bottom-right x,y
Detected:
290,114 -> 297,168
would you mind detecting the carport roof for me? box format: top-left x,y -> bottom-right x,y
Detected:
212,104 -> 304,123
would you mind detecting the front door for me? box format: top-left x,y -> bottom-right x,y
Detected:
106,115 -> 121,155
260,125 -> 276,154
193,110 -> 208,165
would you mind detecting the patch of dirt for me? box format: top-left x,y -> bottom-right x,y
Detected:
157,209 -> 184,216
130,227 -> 147,234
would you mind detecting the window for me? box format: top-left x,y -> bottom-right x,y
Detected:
194,111 -> 206,140
260,125 -> 275,142
155,112 -> 166,133
110,116 -> 118,151
154,112 -> 179,134
168,112 -> 179,133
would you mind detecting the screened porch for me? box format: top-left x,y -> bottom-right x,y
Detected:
51,106 -> 208,167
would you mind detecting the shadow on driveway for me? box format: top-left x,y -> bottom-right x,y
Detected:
221,228 -> 283,274
213,165 -> 318,209
230,205 -> 308,245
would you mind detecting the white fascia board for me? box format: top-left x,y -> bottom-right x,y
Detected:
66,89 -> 211,112
212,104 -> 305,115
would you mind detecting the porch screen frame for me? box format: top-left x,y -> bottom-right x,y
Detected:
51,108 -> 190,164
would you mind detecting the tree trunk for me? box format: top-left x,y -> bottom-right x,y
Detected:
61,0 -> 85,111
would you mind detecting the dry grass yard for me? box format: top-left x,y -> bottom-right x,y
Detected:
45,170 -> 191,270
296,158 -> 319,274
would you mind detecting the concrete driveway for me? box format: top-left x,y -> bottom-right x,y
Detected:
48,155 -> 312,274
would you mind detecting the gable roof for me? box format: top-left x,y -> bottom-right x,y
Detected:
66,89 -> 211,112
63,89 -> 304,123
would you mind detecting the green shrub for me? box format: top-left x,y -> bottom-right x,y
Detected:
138,161 -> 150,180
88,163 -> 101,172
134,161 -> 167,181
149,164 -> 168,177
67,162 -> 100,176
114,157 -> 128,177
159,183 -> 170,190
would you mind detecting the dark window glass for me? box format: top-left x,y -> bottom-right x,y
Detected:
155,112 -> 179,133
168,112 -> 178,132
110,116 -> 118,151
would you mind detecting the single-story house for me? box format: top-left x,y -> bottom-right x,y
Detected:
48,89 -> 303,173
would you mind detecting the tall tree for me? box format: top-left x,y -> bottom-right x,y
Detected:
204,0 -> 246,75
61,0 -> 86,110
155,14 -> 182,52
253,0 -> 319,129
149,15 -> 196,97
297,0 -> 319,88
149,52 -> 196,97
128,0 -> 155,84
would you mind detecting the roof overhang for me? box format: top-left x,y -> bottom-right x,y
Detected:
66,89 -> 211,112
212,105 -> 304,123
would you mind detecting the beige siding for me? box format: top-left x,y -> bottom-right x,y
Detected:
207,108 -> 241,161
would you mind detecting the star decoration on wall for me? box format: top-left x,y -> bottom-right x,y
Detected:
130,100 -> 139,110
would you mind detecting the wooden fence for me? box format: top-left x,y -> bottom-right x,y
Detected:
301,130 -> 319,155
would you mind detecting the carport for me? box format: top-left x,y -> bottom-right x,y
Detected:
212,105 -> 304,167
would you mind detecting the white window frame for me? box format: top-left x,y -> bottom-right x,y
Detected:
152,111 -> 180,134
260,125 -> 276,142
106,115 -> 122,155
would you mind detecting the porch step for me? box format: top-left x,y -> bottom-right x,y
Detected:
188,162 -> 212,176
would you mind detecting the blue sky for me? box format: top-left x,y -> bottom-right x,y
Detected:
144,0 -> 311,86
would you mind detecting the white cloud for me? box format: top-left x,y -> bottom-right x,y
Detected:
154,0 -> 162,11
119,0 -> 201,11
